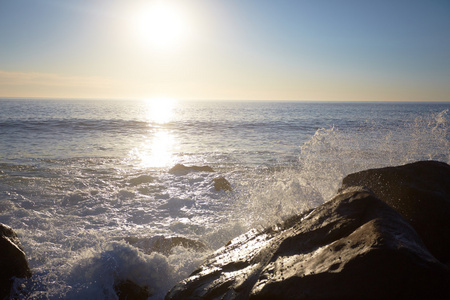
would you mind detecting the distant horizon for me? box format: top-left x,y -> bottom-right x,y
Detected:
1,97 -> 450,103
1,1 -> 449,102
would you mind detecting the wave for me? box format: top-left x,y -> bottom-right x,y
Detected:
0,118 -> 334,137
2,106 -> 449,299
0,119 -> 151,134
14,240 -> 204,299
233,109 -> 450,229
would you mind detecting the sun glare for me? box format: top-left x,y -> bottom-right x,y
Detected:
140,130 -> 176,168
132,2 -> 189,50
129,98 -> 179,168
145,98 -> 177,124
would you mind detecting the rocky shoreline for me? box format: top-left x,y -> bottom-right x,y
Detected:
0,223 -> 32,299
2,161 -> 450,299
166,161 -> 450,299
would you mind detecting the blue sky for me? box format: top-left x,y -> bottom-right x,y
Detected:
1,0 -> 449,101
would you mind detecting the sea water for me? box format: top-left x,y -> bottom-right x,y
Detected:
0,99 -> 449,299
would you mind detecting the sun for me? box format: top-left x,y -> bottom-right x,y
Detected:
145,97 -> 177,124
132,2 -> 189,50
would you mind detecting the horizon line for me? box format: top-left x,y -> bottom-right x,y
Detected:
1,96 -> 450,103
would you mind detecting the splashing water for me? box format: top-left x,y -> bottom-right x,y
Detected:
237,109 -> 450,228
0,100 -> 448,299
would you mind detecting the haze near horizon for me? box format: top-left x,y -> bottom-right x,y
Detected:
1,0 -> 449,102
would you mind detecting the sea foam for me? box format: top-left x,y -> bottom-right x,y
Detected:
233,109 -> 450,229
1,101 -> 448,299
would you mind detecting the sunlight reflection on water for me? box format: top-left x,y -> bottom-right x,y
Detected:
146,98 -> 177,124
140,129 -> 177,168
130,98 -> 179,168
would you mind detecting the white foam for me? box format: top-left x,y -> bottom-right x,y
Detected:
2,106 -> 449,299
231,109 -> 450,229
14,239 -> 205,300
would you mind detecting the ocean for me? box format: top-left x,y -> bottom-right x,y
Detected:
0,99 -> 449,299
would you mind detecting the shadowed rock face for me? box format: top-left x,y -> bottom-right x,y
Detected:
166,161 -> 450,300
114,279 -> 152,300
123,235 -> 208,256
213,177 -> 232,191
0,223 -> 32,299
169,164 -> 215,175
128,175 -> 154,186
341,160 -> 450,264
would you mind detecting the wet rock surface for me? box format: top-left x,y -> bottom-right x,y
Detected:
169,164 -> 215,175
128,175 -> 154,186
123,235 -> 208,256
0,223 -> 32,299
213,177 -> 232,191
114,279 -> 152,300
341,160 -> 450,264
166,161 -> 450,300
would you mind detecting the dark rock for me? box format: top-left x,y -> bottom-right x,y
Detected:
128,175 -> 154,186
0,223 -> 32,299
341,160 -> 450,264
123,235 -> 208,256
169,164 -> 215,175
166,188 -> 450,299
114,279 -> 152,300
213,177 -> 232,191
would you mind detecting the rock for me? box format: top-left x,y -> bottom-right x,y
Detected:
166,188 -> 450,299
0,223 -> 32,299
169,164 -> 215,175
114,279 -> 152,300
123,235 -> 208,256
128,175 -> 154,186
340,160 -> 450,264
213,177 -> 232,191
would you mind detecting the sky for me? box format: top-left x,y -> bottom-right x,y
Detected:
1,0 -> 449,101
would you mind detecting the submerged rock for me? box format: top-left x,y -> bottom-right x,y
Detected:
123,235 -> 208,256
0,223 -> 32,299
166,162 -> 450,300
341,160 -> 450,264
128,175 -> 154,186
213,176 -> 232,191
169,164 -> 215,175
114,279 -> 152,300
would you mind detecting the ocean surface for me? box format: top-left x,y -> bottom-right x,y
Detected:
1,99 -> 449,299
